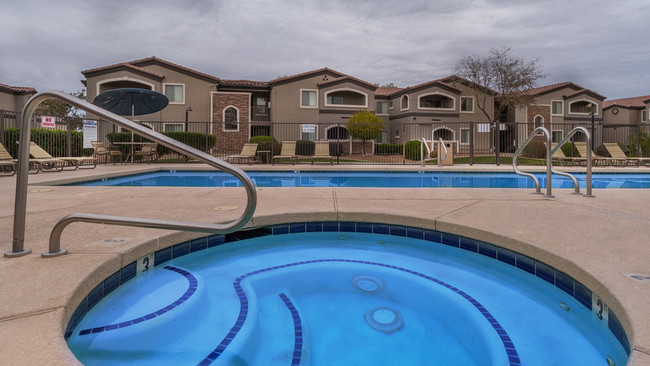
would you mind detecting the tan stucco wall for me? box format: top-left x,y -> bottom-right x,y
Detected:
270,72 -> 341,123
0,91 -> 35,112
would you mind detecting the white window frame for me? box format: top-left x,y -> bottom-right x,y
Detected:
417,92 -> 456,111
323,88 -> 368,108
533,114 -> 544,128
300,89 -> 318,109
164,123 -> 185,132
460,128 -> 470,145
551,130 -> 564,144
568,99 -> 598,115
389,100 -> 394,110
460,96 -> 474,113
376,101 -> 389,115
163,83 -> 185,104
400,95 -> 409,111
551,100 -> 564,116
222,105 -> 240,132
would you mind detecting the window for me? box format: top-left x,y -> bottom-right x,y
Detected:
327,95 -> 344,104
401,95 -> 409,111
460,128 -> 470,144
327,126 -> 349,140
643,109 -> 647,122
223,106 -> 238,131
301,124 -> 317,141
433,128 -> 453,141
419,93 -> 454,110
569,100 -> 596,114
324,90 -> 367,107
256,97 -> 268,115
376,101 -> 388,115
164,84 -> 184,103
389,100 -> 393,109
460,97 -> 473,113
534,115 -> 544,128
376,131 -> 388,144
552,130 -> 563,143
301,90 -> 317,108
552,101 -> 563,115
164,123 -> 184,132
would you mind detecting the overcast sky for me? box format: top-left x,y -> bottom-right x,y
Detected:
1,0 -> 648,100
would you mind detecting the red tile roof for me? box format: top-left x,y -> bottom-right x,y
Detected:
0,83 -> 37,94
269,67 -> 347,85
317,75 -> 377,89
81,56 -> 220,83
374,87 -> 403,97
219,79 -> 270,88
603,95 -> 650,109
564,88 -> 606,100
521,82 -> 605,100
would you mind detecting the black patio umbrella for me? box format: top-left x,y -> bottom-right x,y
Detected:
93,88 -> 169,162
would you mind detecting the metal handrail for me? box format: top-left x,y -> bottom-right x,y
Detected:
513,127 -> 553,197
420,138 -> 431,167
437,138 -> 448,168
5,91 -> 257,258
551,127 -> 593,197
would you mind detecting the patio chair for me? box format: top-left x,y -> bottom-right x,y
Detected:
546,143 -> 585,166
226,143 -> 260,164
311,141 -> 333,165
28,141 -> 96,171
90,141 -> 111,164
0,142 -> 17,176
134,143 -> 158,164
604,142 -> 650,167
573,142 -> 619,166
272,141 -> 297,165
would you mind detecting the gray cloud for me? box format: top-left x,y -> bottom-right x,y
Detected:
0,0 -> 648,99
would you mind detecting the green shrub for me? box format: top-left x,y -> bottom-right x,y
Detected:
295,140 -> 315,156
594,144 -> 610,157
560,142 -> 579,157
106,131 -> 216,157
404,140 -> 423,161
375,143 -> 403,155
3,127 -> 93,157
250,135 -> 281,155
521,139 -> 546,158
629,131 -> 650,157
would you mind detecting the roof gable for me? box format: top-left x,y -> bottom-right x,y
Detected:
317,75 -> 377,90
0,83 -> 37,95
269,67 -> 347,86
81,56 -> 220,84
603,95 -> 650,109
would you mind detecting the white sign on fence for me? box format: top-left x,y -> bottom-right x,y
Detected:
83,120 -> 97,148
301,124 -> 316,133
41,116 -> 56,129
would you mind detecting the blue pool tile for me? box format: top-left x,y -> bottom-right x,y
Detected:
406,227 -> 423,239
608,310 -> 631,355
372,223 -> 389,234
497,248 -> 516,266
154,247 -> 172,266
120,262 -> 137,284
339,221 -> 356,232
289,222 -> 306,233
441,232 -> 460,247
172,242 -> 190,258
273,224 -> 289,235
574,281 -> 592,310
459,237 -> 478,252
207,234 -> 225,248
423,229 -> 442,243
389,225 -> 406,237
103,271 -> 120,296
190,238 -> 207,253
356,222 -> 373,233
322,222 -> 339,232
305,222 -> 322,232
554,270 -> 574,296
534,261 -> 555,284
87,283 -> 104,309
515,254 -> 535,275
478,241 -> 497,258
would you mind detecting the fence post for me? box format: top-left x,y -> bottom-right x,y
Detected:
469,120 -> 474,166
66,117 -> 72,156
205,121 -> 209,153
637,124 -> 642,157
495,120 -> 501,166
0,109 -> 5,145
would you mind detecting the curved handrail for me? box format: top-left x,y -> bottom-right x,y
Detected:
551,127 -> 593,197
512,127 -> 553,197
420,138 -> 431,167
6,91 -> 257,258
437,138 -> 448,167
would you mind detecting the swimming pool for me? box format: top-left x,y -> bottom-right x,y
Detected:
66,224 -> 629,366
70,170 -> 650,188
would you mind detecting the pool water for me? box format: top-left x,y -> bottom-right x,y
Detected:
67,232 -> 628,366
69,170 -> 650,188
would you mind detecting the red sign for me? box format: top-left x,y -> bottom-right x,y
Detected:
41,116 -> 56,129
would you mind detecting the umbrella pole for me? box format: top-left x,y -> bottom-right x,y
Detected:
131,103 -> 134,164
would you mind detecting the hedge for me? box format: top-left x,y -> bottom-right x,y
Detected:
106,131 -> 216,157
375,143 -> 403,155
249,135 -> 281,155
3,127 -> 93,158
404,140 -> 422,161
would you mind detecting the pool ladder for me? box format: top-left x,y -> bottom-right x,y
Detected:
513,126 -> 593,197
6,91 -> 257,258
420,138 -> 447,167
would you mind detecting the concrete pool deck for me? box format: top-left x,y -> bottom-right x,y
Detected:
1,163 -> 649,365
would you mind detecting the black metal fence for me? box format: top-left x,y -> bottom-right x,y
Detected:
2,109 -> 649,165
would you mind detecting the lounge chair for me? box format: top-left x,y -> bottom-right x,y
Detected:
91,141 -> 111,164
272,141 -> 297,165
226,143 -> 260,164
604,142 -> 650,167
134,143 -> 158,164
28,141 -> 96,171
573,142 -> 619,166
311,141 -> 333,165
547,143 -> 585,166
0,142 -> 17,176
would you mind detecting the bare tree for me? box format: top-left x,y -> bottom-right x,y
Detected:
454,46 -> 547,123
